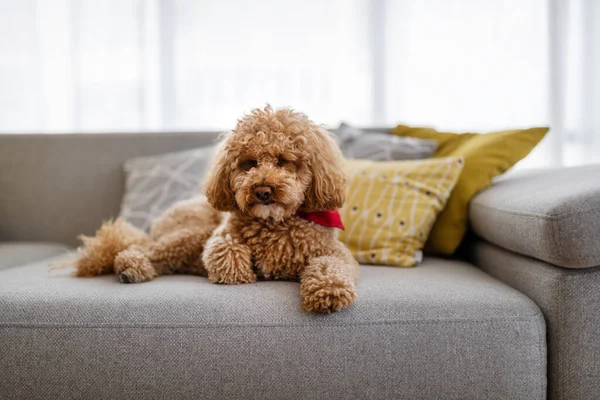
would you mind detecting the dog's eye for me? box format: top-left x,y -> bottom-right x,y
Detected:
239,159 -> 257,171
277,156 -> 289,167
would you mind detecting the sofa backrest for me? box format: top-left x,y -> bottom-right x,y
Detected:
0,132 -> 220,246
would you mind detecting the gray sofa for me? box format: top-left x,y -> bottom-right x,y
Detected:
0,132 -> 598,400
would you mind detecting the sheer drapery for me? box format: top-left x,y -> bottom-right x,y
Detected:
0,0 -> 598,166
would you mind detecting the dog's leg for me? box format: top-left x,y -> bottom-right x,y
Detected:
300,255 -> 359,313
114,246 -> 159,283
202,232 -> 256,284
73,219 -> 149,277
148,228 -> 212,276
115,228 -> 212,283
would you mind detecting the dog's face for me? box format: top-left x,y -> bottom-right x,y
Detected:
229,137 -> 311,220
204,106 -> 346,220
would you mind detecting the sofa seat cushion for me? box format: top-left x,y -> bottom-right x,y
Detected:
470,165 -> 600,269
0,242 -> 71,271
470,240 -> 600,400
0,255 -> 546,400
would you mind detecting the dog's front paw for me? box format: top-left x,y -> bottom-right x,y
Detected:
115,248 -> 157,284
207,267 -> 256,285
301,276 -> 356,313
203,236 -> 256,285
300,256 -> 357,313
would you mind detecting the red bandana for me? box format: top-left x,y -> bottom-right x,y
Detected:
295,210 -> 345,230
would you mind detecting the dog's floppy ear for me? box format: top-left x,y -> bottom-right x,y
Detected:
302,127 -> 347,211
203,136 -> 237,211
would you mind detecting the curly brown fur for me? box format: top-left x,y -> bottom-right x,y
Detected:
203,106 -> 359,313
72,196 -> 220,282
72,106 -> 358,313
73,219 -> 150,277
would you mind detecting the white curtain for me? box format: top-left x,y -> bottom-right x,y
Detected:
0,0 -> 598,167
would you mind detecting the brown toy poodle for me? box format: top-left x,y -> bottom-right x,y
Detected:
72,106 -> 359,313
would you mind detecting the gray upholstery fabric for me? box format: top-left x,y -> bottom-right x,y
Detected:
469,165 -> 600,269
469,240 -> 600,400
0,255 -> 546,400
0,132 -> 220,246
331,123 -> 437,160
0,242 -> 72,271
120,145 -> 215,230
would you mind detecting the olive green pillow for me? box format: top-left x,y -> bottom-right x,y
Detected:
393,124 -> 549,255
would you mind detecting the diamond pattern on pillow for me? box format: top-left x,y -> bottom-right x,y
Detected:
332,123 -> 437,161
119,146 -> 215,231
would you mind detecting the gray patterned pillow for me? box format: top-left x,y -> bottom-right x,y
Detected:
332,123 -> 437,161
119,146 -> 215,231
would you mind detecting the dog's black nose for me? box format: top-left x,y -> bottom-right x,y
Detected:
254,186 -> 273,203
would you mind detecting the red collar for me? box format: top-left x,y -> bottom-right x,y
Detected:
295,210 -> 345,230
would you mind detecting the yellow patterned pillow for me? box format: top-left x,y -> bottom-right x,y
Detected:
339,157 -> 463,267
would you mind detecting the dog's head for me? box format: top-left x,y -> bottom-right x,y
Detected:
204,106 -> 346,220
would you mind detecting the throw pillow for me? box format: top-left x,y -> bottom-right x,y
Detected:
393,124 -> 549,255
339,157 -> 463,267
119,146 -> 215,231
332,123 -> 437,161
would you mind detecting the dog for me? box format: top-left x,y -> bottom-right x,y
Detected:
72,106 -> 359,313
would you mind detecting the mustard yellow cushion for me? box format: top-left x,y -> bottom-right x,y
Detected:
339,157 -> 463,267
393,125 -> 549,255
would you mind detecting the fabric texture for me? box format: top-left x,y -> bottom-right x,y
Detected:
393,124 -> 548,255
119,146 -> 215,231
0,242 -> 72,271
339,157 -> 463,267
0,253 -> 545,400
0,132 -> 221,246
470,165 -> 600,269
469,240 -> 600,400
331,123 -> 437,160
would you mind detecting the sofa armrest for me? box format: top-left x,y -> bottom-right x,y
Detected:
469,165 -> 600,269
468,239 -> 600,399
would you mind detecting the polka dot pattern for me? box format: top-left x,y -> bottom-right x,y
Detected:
339,157 -> 463,267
